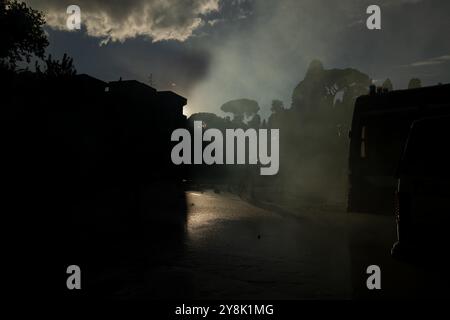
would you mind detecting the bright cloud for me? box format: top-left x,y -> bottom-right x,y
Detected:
26,0 -> 220,43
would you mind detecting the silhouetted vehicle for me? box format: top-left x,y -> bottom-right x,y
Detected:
348,84 -> 450,214
391,116 -> 450,257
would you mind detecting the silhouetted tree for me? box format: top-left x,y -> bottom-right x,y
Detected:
220,99 -> 260,126
292,59 -> 371,112
35,53 -> 77,78
382,78 -> 393,91
247,114 -> 261,128
408,78 -> 422,89
0,0 -> 48,68
271,100 -> 284,114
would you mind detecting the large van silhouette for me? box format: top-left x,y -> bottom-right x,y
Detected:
348,84 -> 450,214
391,116 -> 450,257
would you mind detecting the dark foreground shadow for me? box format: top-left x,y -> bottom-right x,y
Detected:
62,182 -> 188,298
5,70 -> 189,299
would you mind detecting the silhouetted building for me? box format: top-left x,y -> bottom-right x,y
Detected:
104,76 -> 187,181
73,74 -> 187,117
348,84 -> 450,214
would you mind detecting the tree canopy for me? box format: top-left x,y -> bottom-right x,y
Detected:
0,0 -> 49,68
408,78 -> 422,89
220,98 -> 260,123
35,53 -> 76,78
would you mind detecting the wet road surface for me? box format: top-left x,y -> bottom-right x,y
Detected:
146,190 -> 353,299
139,189 -> 450,300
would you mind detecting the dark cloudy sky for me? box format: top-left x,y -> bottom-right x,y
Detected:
26,0 -> 450,118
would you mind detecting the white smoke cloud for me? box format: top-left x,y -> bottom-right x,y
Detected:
187,0 -> 449,118
25,0 -> 220,43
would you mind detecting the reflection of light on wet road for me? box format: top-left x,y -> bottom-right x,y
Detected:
181,189 -> 352,299
186,191 -> 222,237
